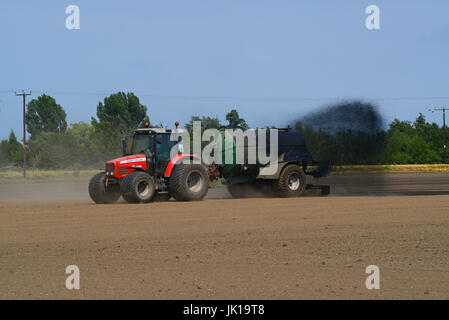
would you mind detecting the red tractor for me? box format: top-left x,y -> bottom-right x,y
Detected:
88,125 -> 208,204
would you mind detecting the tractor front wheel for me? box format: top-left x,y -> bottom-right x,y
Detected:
168,164 -> 208,201
88,172 -> 121,204
121,171 -> 155,203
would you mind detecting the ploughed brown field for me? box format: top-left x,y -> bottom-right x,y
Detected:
0,173 -> 448,299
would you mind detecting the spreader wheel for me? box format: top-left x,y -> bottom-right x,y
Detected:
274,164 -> 306,197
227,183 -> 249,198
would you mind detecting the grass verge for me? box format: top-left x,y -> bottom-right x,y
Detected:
0,169 -> 100,182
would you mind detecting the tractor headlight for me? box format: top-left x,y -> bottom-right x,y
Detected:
105,163 -> 115,176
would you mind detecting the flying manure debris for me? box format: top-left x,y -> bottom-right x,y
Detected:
294,101 -> 387,166
292,101 -> 388,195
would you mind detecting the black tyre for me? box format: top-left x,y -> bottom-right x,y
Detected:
274,164 -> 306,197
88,172 -> 121,204
153,192 -> 171,202
227,183 -> 249,198
121,171 -> 155,203
227,181 -> 274,198
321,185 -> 331,196
168,164 -> 208,201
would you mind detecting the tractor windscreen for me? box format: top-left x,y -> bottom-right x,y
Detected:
132,134 -> 154,155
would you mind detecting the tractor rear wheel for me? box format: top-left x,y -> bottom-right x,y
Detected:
274,164 -> 306,197
88,172 -> 121,204
121,171 -> 155,203
168,164 -> 208,201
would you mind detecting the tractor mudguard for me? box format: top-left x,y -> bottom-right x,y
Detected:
164,153 -> 200,177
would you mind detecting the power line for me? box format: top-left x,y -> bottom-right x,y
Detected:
10,89 -> 449,103
14,90 -> 31,178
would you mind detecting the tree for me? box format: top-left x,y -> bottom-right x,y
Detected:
0,130 -> 22,167
66,122 -> 106,167
183,116 -> 222,153
384,114 -> 443,164
225,109 -> 249,130
26,94 -> 67,138
27,121 -> 115,169
92,92 -> 148,135
184,115 -> 221,133
90,92 -> 149,160
388,118 -> 413,134
28,131 -> 75,169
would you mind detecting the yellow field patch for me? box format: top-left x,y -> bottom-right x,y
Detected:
333,164 -> 449,173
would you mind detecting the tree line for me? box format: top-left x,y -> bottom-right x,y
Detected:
0,94 -> 447,169
0,92 -> 148,169
0,92 -> 249,169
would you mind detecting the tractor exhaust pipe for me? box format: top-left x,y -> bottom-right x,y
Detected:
122,136 -> 127,156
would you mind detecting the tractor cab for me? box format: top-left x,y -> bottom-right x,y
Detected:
118,126 -> 185,177
125,127 -> 183,177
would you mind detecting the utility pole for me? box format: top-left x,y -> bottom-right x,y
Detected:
433,107 -> 447,163
15,90 -> 32,178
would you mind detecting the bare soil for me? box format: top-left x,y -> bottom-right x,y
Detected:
1,194 -> 448,299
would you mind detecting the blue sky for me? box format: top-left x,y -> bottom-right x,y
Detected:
1,0 -> 448,139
